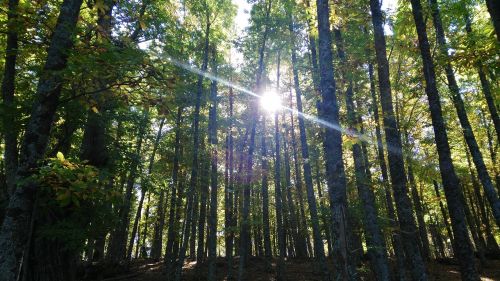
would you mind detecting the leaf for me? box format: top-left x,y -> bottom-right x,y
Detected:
91,106 -> 99,113
56,152 -> 65,161
139,20 -> 146,30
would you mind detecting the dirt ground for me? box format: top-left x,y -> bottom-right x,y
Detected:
85,257 -> 500,281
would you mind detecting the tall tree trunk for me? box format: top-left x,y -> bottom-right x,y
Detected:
370,1 -> 427,279
174,17 -> 210,281
238,1 -> 270,279
316,0 -> 356,279
282,116 -> 303,257
261,117 -> 272,260
429,0 -> 500,228
333,28 -> 390,280
464,144 -> 499,253
0,0 -> 84,279
140,192 -> 151,258
273,53 -> 286,280
433,181 -> 455,248
367,60 -> 407,280
463,11 -> 500,140
127,118 -> 164,259
410,1 -> 479,279
108,110 -> 148,262
288,108 -> 313,257
225,87 -> 235,280
1,0 -> 20,197
207,47 -> 219,281
164,107 -> 183,277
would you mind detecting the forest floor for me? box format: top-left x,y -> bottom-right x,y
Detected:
83,256 -> 500,281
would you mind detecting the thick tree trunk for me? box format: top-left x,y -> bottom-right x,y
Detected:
485,0 -> 500,42
367,61 -> 408,280
410,0 -> 479,279
429,0 -> 500,228
370,1 -> 427,279
0,0 -> 84,279
1,0 -> 20,197
316,0 -> 356,279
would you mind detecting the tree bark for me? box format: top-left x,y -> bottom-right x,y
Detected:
174,17 -> 210,281
367,60 -> 408,280
1,0 -> 20,196
0,0 -> 84,279
485,0 -> 500,42
410,0 -> 479,279
238,1 -> 270,279
107,110 -> 148,262
207,47 -> 219,281
333,28 -> 390,280
429,0 -> 500,228
370,0 -> 428,279
316,0 -> 356,279
127,118 -> 164,259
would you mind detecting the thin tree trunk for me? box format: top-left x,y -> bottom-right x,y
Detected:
108,110 -> 148,262
225,87 -> 235,280
238,1 -> 270,279
282,117 -> 303,257
197,147 -> 209,264
433,181 -> 455,248
332,28 -> 390,280
288,108 -> 313,257
261,116 -> 272,261
165,107 -> 183,278
370,1 -> 428,279
127,118 -> 164,259
174,17 -> 210,281
207,47 -> 219,281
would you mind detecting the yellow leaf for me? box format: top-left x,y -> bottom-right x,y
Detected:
56,152 -> 65,161
91,106 -> 99,113
139,20 -> 146,30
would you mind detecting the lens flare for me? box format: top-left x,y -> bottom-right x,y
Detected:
260,90 -> 282,113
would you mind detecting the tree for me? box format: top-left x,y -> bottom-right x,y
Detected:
409,0 -> 480,279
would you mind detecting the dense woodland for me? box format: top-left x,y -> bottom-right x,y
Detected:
0,0 -> 499,280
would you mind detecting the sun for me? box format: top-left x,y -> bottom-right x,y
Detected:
260,90 -> 282,113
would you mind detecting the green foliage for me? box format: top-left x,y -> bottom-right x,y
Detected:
32,152 -> 119,251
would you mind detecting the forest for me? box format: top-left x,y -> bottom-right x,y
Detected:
0,0 -> 499,280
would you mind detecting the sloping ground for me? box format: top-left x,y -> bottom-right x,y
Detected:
84,257 -> 500,281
